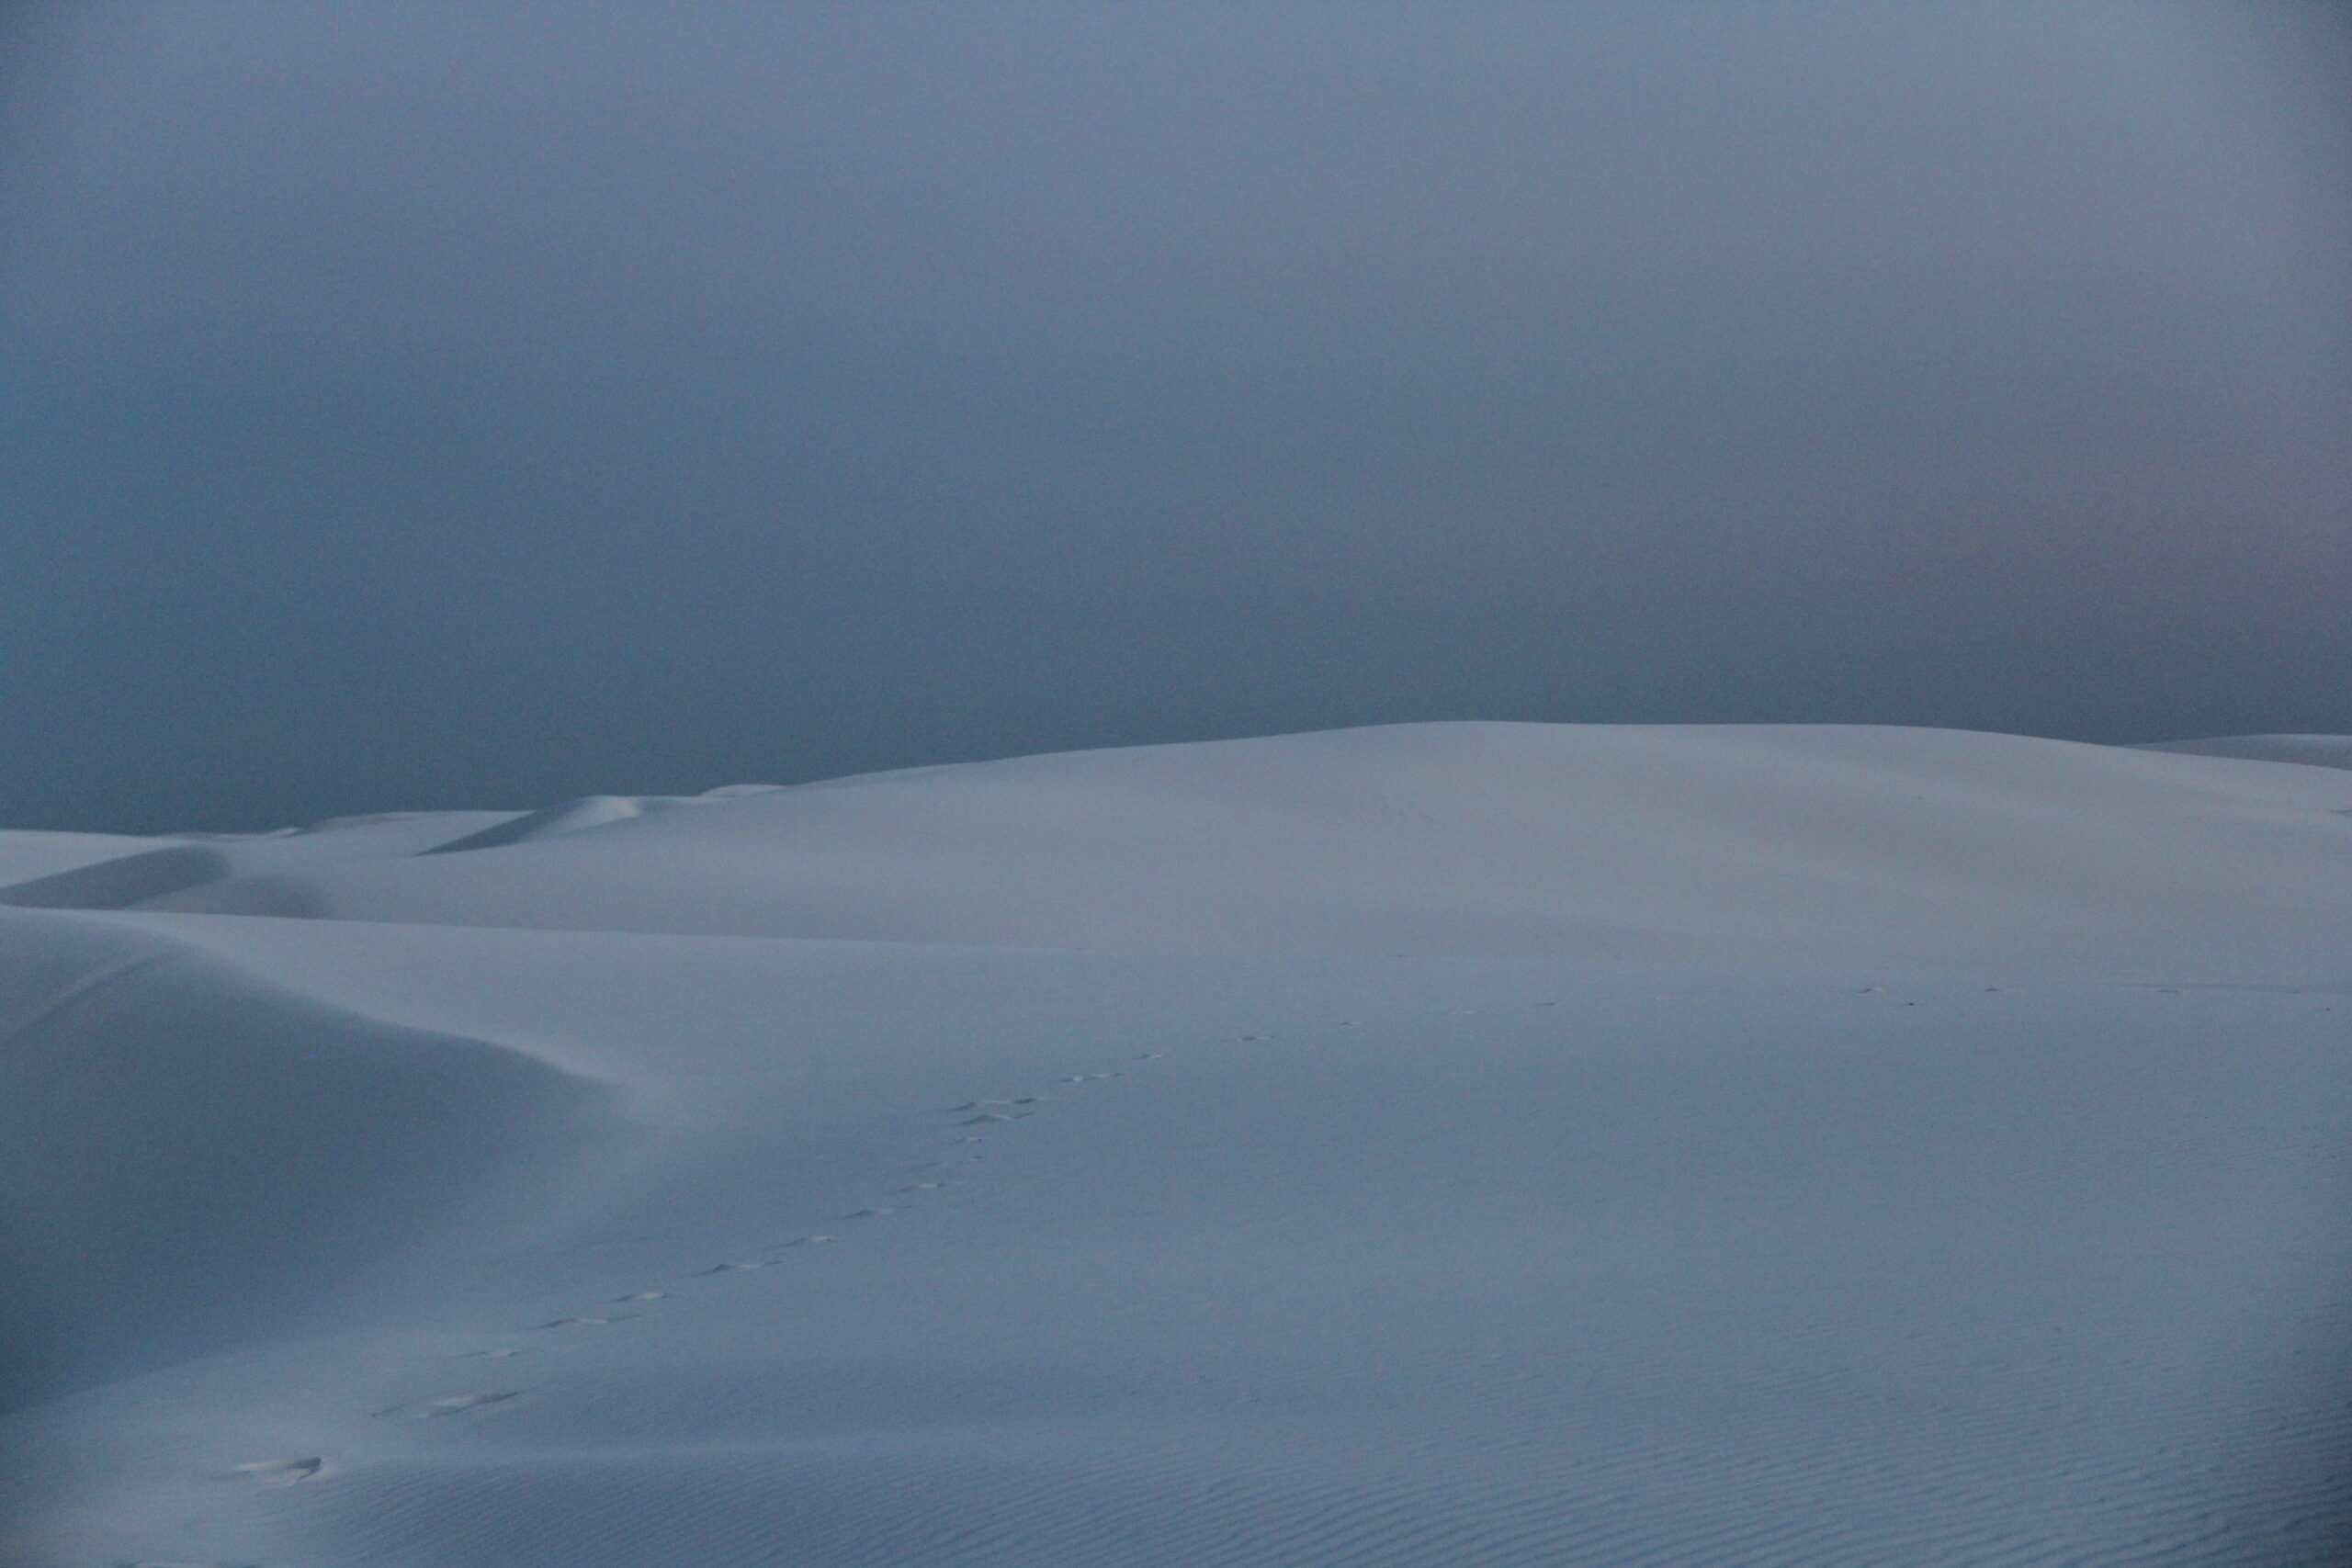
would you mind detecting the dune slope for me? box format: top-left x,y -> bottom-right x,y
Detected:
2136,734 -> 2352,770
2,724 -> 2347,1567
78,723 -> 2352,982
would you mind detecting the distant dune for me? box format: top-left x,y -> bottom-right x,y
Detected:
3,725 -> 2346,1567
10,723 -> 2352,982
2133,733 -> 2352,770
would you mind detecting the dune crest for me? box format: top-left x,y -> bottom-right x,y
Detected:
0,910 -> 626,1411
55,723 -> 2352,984
2134,733 -> 2352,770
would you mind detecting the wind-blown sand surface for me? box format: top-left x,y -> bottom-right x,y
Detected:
2,724 -> 2346,1566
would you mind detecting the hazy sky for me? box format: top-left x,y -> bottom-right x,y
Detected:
2,3 -> 2346,832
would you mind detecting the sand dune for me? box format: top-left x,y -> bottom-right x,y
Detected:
0,831 -> 168,888
0,788 -> 786,912
14,724 -> 2350,983
2,725 -> 2347,1566
0,813 -> 518,912
2135,733 -> 2352,770
0,912 -> 619,1412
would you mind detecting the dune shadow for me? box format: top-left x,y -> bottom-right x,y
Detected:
0,911 -> 625,1411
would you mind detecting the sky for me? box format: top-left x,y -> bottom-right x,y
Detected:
0,2 -> 2346,834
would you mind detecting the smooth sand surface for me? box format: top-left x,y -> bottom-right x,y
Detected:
0,831 -> 167,887
3,725 -> 2347,1566
83,724 -> 2352,984
2136,734 -> 2352,770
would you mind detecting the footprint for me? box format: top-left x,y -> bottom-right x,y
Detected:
394,1392 -> 519,1418
1058,1074 -> 1114,1082
232,1458 -> 322,1486
896,1181 -> 944,1192
1135,1053 -> 1166,1060
612,1291 -> 671,1303
533,1314 -> 636,1329
963,1113 -> 1012,1124
778,1234 -> 835,1247
842,1206 -> 897,1219
694,1261 -> 773,1275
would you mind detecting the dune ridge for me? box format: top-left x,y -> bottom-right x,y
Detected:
43,723 -> 2352,983
0,909 -> 627,1412
2135,734 -> 2352,770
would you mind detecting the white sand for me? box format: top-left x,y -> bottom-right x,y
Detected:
2,724 -> 2346,1566
0,831 -> 167,887
2134,734 -> 2352,771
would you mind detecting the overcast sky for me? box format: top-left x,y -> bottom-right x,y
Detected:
2,2 -> 2346,833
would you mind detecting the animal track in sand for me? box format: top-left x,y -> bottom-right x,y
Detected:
386,1392 -> 519,1418
533,1314 -> 636,1329
232,1458 -> 321,1485
117,1560 -> 259,1567
404,1052 -> 1176,1427
579,1053 -> 1163,1339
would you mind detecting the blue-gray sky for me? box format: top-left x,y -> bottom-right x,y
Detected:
2,2 -> 2346,833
